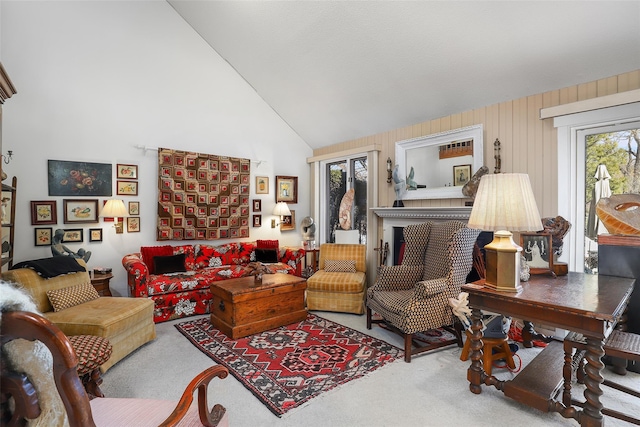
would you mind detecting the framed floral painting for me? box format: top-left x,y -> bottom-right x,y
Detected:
117,164 -> 138,179
275,176 -> 298,203
48,160 -> 112,196
89,228 -> 103,242
30,200 -> 57,225
34,227 -> 53,246
62,229 -> 83,243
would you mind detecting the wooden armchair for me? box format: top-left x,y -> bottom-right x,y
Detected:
1,310 -> 229,427
366,221 -> 480,362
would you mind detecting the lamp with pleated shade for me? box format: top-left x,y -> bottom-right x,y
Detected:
100,199 -> 128,234
467,173 -> 543,292
272,202 -> 291,228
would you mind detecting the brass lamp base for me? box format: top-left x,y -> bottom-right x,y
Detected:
114,220 -> 124,234
484,230 -> 522,292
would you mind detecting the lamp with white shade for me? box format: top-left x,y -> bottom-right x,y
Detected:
272,202 -> 291,228
100,199 -> 128,234
467,173 -> 543,292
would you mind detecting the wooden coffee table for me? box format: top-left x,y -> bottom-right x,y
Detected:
209,273 -> 307,339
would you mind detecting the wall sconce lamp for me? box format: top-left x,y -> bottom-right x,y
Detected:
272,201 -> 291,228
467,173 -> 543,292
386,157 -> 393,184
2,150 -> 13,165
99,199 -> 128,234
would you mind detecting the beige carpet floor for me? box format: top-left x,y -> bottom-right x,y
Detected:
102,312 -> 640,427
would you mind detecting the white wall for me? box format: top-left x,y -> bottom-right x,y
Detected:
1,1 -> 313,296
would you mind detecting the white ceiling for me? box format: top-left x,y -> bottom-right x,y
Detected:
168,1 -> 640,150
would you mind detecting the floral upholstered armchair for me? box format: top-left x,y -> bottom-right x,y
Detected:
366,221 -> 480,362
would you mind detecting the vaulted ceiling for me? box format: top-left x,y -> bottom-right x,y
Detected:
168,1 -> 640,150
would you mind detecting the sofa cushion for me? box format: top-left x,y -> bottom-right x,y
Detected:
324,259 -> 356,273
153,254 -> 187,274
173,245 -> 196,270
307,270 -> 366,293
255,248 -> 279,263
140,245 -> 173,274
46,282 -> 100,312
256,239 -> 279,249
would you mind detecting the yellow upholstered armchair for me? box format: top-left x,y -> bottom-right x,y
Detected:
306,243 -> 366,314
366,221 -> 480,362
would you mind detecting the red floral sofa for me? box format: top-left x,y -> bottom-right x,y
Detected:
122,241 -> 305,323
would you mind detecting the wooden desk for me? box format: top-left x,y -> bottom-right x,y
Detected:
462,273 -> 635,427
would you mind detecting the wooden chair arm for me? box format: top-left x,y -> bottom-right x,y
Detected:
158,365 -> 229,427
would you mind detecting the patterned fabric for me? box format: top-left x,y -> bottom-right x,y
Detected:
318,244 -> 366,272
46,282 -> 100,312
401,222 -> 431,266
68,335 -> 113,375
175,314 -> 401,417
324,259 -> 356,273
123,243 -> 306,322
367,221 -> 480,334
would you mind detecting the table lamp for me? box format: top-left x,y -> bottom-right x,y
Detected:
100,199 -> 128,233
272,202 -> 291,228
467,173 -> 542,292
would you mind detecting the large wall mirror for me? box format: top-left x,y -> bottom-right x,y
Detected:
395,124 -> 484,200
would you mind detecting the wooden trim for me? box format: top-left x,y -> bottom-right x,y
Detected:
0,62 -> 17,104
307,144 -> 380,163
598,234 -> 640,247
540,89 -> 640,119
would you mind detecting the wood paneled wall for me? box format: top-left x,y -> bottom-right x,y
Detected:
313,70 -> 640,218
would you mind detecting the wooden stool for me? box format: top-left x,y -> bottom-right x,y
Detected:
460,330 -> 515,376
68,335 -> 112,399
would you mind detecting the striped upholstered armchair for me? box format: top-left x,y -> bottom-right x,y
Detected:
306,243 -> 367,314
366,221 -> 480,362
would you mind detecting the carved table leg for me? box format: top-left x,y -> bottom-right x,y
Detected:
468,308 -> 485,394
580,336 -> 606,427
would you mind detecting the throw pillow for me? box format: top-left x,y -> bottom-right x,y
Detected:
256,239 -> 279,249
324,259 -> 356,273
255,248 -> 279,263
140,245 -> 173,274
47,282 -> 100,312
153,253 -> 187,275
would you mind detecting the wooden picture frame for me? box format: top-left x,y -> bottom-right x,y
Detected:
280,210 -> 295,231
62,229 -> 83,243
253,199 -> 262,212
253,214 -> 262,227
520,232 -> 554,275
256,176 -> 269,194
30,200 -> 57,225
453,164 -> 472,187
127,217 -> 140,232
89,228 -> 103,242
34,227 -> 53,246
117,164 -> 138,179
276,176 -> 298,203
117,180 -> 138,196
128,201 -> 140,215
63,199 -> 99,224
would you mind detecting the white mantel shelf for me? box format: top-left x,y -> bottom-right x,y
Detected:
372,206 -> 472,221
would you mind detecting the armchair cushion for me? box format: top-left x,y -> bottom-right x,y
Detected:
46,282 -> 100,312
324,259 -> 356,273
415,279 -> 448,298
372,265 -> 423,291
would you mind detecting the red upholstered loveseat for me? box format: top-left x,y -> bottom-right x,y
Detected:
122,241 -> 305,323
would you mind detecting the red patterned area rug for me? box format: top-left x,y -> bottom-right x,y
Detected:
175,314 -> 402,417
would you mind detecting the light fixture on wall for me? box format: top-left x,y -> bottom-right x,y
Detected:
386,157 -> 393,183
467,173 -> 543,292
272,201 -> 291,228
2,150 -> 13,164
100,199 -> 128,234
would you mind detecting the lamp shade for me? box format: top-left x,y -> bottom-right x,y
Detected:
272,201 -> 291,217
100,199 -> 128,218
467,173 -> 542,232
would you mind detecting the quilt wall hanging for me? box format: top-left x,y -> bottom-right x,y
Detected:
157,148 -> 251,240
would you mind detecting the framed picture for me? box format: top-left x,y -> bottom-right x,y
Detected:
253,214 -> 262,227
62,229 -> 83,243
256,176 -> 269,194
117,164 -> 138,179
276,176 -> 298,203
117,180 -> 138,196
30,200 -> 57,225
280,210 -> 295,231
520,232 -> 554,275
453,164 -> 472,187
128,201 -> 140,215
253,199 -> 261,212
89,228 -> 103,242
34,227 -> 53,246
63,199 -> 99,224
48,160 -> 112,196
127,217 -> 140,232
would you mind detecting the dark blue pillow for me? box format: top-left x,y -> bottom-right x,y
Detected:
255,248 -> 278,263
153,253 -> 186,274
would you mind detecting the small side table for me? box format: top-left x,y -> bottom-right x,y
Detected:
302,249 -> 320,278
91,271 -> 113,296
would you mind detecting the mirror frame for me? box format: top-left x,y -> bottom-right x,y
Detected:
395,124 -> 484,200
